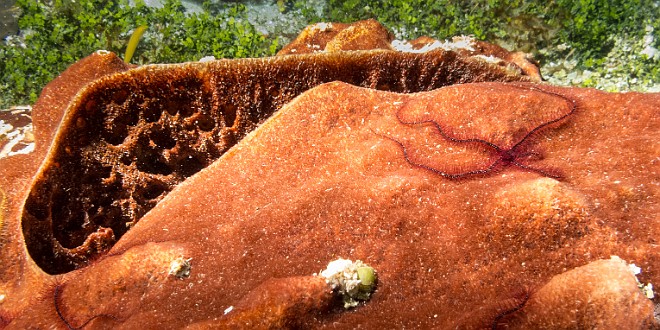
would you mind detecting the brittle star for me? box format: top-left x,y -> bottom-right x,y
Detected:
380,84 -> 577,179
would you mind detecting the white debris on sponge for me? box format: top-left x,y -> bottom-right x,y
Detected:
0,106 -> 35,159
473,54 -> 502,64
392,35 -> 476,53
199,55 -> 216,63
309,22 -> 333,33
319,258 -> 377,308
614,255 -> 655,299
168,257 -> 192,279
630,264 -> 655,299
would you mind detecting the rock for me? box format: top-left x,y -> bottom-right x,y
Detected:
1,20 -> 659,328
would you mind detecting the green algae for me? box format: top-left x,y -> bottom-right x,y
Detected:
0,0 -> 657,109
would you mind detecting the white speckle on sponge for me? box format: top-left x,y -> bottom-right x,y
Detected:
168,257 -> 192,279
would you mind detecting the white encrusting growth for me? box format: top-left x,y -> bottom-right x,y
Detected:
310,22 -> 334,33
624,256 -> 655,299
319,258 -> 377,308
392,35 -> 476,53
168,257 -> 192,279
0,106 -> 34,159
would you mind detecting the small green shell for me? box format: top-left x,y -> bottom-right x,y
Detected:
357,266 -> 376,287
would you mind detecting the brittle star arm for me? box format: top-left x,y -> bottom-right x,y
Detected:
385,84 -> 578,179
390,108 -> 505,178
506,84 -> 578,152
371,128 -> 502,179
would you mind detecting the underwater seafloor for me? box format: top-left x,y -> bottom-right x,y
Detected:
1,0 -> 659,99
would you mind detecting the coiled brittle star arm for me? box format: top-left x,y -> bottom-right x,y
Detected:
377,84 -> 577,180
